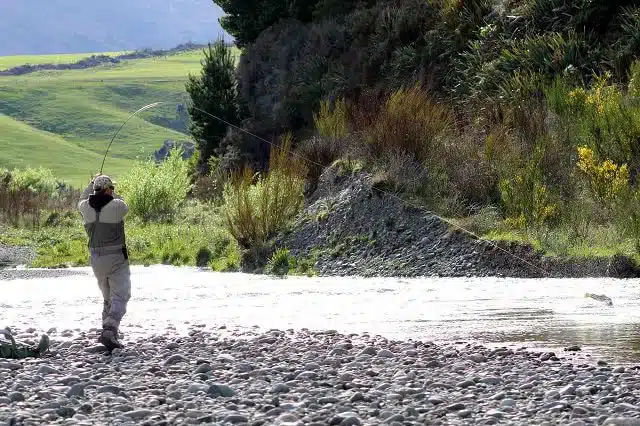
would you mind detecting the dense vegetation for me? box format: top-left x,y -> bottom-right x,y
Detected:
186,0 -> 640,266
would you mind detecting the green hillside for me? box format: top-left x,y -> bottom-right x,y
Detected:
0,50 -> 209,187
0,114 -> 136,185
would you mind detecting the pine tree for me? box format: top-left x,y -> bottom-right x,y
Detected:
185,39 -> 239,172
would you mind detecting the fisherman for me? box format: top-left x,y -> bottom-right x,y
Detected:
0,327 -> 50,359
78,175 -> 131,351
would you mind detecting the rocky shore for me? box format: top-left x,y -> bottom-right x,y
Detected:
276,166 -> 640,279
0,327 -> 638,426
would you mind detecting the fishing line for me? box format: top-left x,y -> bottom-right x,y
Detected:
103,100 -> 553,278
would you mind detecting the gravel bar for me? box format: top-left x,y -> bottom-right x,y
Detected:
1,327 -> 639,426
0,268 -> 88,281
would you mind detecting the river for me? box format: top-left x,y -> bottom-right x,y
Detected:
2,265 -> 640,365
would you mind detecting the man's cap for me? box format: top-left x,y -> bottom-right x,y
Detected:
93,175 -> 115,191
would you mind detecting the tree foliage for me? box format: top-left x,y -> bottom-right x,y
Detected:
185,39 -> 239,171
212,0 -> 371,47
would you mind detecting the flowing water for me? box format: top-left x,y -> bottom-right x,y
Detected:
3,265 -> 640,365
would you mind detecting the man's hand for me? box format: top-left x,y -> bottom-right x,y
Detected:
89,172 -> 102,184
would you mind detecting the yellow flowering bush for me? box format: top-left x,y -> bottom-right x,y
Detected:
576,146 -> 629,204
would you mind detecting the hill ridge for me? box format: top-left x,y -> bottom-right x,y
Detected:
0,43 -> 209,76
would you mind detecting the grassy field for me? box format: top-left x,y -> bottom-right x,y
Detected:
0,49 -> 212,187
0,51 -> 132,70
0,114 -> 136,184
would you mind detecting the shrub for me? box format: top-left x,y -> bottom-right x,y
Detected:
465,205 -> 503,236
264,247 -> 296,277
628,59 -> 640,98
372,149 -> 430,196
297,135 -> 350,196
547,72 -> 640,169
0,167 -> 76,228
233,0 -> 437,153
576,146 -> 629,204
221,133 -> 306,250
7,167 -> 59,197
360,84 -> 454,165
118,148 -> 192,222
499,142 -> 559,229
573,145 -> 640,252
313,97 -> 349,140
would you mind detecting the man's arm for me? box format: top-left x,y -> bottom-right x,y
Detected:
113,199 -> 129,221
78,180 -> 94,206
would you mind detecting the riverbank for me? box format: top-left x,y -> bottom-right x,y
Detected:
0,327 -> 638,426
2,162 -> 640,279
274,166 -> 640,279
2,185 -> 639,280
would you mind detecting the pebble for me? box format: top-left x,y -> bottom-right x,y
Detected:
123,409 -> 154,420
271,383 -> 291,394
223,414 -> 248,423
66,384 -> 86,398
187,383 -> 209,394
8,392 -> 24,402
194,363 -> 212,374
376,349 -> 393,358
97,385 -> 124,395
164,354 -> 187,366
37,365 -> 60,375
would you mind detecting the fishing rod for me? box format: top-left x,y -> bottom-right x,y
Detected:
102,99 -> 553,278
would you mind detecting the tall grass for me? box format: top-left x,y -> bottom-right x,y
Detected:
358,84 -> 455,164
313,98 -> 349,140
221,133 -> 306,250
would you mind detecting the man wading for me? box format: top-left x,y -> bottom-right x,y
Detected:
78,175 -> 130,351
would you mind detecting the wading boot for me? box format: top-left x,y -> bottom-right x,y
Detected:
99,327 -> 124,352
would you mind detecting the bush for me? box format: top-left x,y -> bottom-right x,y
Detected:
6,167 -> 59,196
0,167 -> 76,228
371,149 -> 430,196
264,247 -> 296,277
547,71 -> 640,169
359,84 -> 454,165
118,148 -> 192,222
313,97 -> 349,140
576,146 -> 629,204
221,133 -> 306,250
499,141 -> 560,229
234,0 -> 437,153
